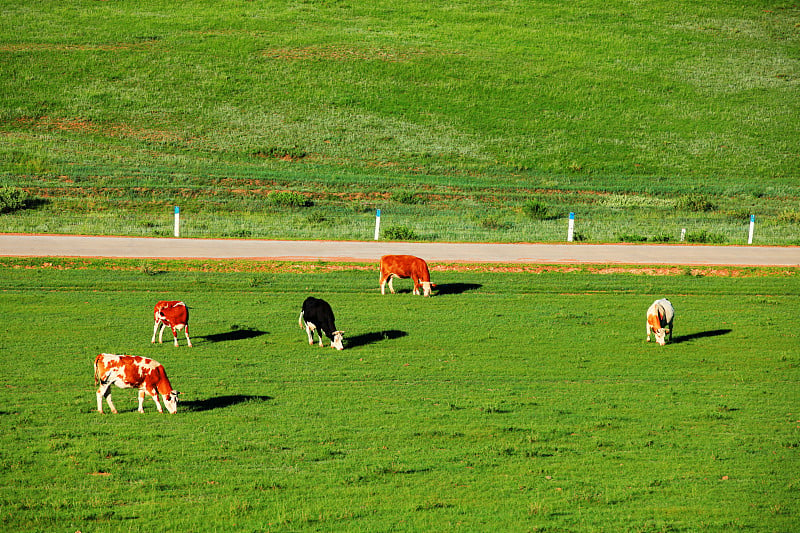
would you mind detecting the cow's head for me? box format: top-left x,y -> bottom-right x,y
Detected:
421,281 -> 432,297
164,391 -> 181,414
332,331 -> 344,350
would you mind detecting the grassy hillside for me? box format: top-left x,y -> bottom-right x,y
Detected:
0,259 -> 798,531
1,1 -> 798,242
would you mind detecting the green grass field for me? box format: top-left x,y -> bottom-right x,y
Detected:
1,259 -> 798,531
1,1 -> 798,243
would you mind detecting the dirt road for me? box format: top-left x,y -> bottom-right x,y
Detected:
1,234 -> 798,266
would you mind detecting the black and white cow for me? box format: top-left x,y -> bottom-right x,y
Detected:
298,297 -> 344,350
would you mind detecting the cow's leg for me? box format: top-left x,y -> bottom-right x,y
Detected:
381,273 -> 392,294
171,326 -> 179,347
145,388 -> 163,413
646,322 -> 652,342
96,383 -> 114,414
317,330 -> 324,347
388,274 -> 396,294
158,322 -> 167,344
152,320 -> 160,344
380,273 -> 389,295
138,389 -> 146,413
98,384 -> 117,414
305,324 -> 315,345
412,276 -> 420,295
184,324 -> 192,347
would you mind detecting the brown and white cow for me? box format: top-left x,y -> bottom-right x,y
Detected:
152,300 -> 192,347
379,255 -> 434,297
646,298 -> 675,346
94,353 -> 180,414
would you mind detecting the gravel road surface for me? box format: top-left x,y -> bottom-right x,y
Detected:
1,234 -> 798,266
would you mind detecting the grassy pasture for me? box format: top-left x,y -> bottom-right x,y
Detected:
1,0 -> 799,243
1,259 -> 798,531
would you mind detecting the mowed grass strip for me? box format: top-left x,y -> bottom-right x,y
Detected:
0,260 -> 797,531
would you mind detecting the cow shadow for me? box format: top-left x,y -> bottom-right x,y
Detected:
435,283 -> 482,295
672,329 -> 732,344
196,328 -> 267,344
181,395 -> 273,412
346,330 -> 407,349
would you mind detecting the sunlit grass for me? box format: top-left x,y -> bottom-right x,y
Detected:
0,260 -> 797,531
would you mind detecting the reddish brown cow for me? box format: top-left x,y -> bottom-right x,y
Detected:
152,300 -> 192,347
379,255 -> 434,297
94,353 -> 180,414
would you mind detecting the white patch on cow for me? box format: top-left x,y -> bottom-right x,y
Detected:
163,391 -> 180,414
421,281 -> 432,297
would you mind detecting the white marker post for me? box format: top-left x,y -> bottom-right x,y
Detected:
374,209 -> 381,240
174,206 -> 180,237
680,228 -> 686,242
748,214 -> 755,244
567,212 -> 575,242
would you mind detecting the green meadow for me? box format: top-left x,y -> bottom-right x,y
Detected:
1,259 -> 798,531
1,1 -> 799,243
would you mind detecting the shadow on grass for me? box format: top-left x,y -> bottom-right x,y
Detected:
196,328 -> 267,344
181,395 -> 273,412
346,330 -> 407,349
435,283 -> 482,295
672,329 -> 732,344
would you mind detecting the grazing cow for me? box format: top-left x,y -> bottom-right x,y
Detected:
299,297 -> 344,350
379,254 -> 433,297
646,298 -> 675,346
152,300 -> 192,347
94,353 -> 180,414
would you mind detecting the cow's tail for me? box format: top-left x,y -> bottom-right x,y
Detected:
93,356 -> 100,386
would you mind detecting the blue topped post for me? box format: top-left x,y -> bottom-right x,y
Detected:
174,206 -> 180,237
567,212 -> 575,242
374,209 -> 382,240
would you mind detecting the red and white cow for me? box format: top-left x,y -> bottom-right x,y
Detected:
94,353 -> 180,414
152,300 -> 192,347
646,298 -> 675,346
379,255 -> 434,297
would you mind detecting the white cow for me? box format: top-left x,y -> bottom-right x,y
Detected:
646,298 -> 675,346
